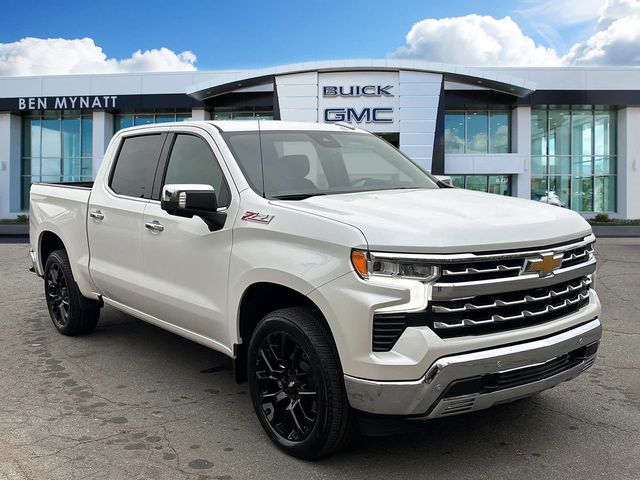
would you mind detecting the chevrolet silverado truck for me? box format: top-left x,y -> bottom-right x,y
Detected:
29,121 -> 601,458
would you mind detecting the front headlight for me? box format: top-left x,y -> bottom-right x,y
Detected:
351,249 -> 440,282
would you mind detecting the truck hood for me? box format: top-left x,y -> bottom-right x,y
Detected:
272,188 -> 592,253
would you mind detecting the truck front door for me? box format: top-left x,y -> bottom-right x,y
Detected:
140,128 -> 237,348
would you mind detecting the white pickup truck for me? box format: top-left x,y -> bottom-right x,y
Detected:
29,121 -> 601,458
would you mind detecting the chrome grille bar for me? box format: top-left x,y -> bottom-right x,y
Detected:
432,278 -> 591,313
433,292 -> 590,329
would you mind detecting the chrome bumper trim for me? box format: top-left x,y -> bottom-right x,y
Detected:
344,318 -> 601,416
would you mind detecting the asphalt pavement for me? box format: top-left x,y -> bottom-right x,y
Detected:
0,238 -> 638,479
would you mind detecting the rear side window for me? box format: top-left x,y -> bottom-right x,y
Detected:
110,134 -> 164,198
163,134 -> 231,207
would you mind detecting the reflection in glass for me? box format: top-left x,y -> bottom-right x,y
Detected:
594,176 -> 616,212
548,176 -> 571,207
548,156 -> 570,175
548,110 -> 570,156
20,112 -> 92,210
571,176 -> 594,212
531,110 -> 547,156
530,106 -> 617,213
572,111 -> 592,156
466,111 -> 488,153
450,175 -> 465,188
489,112 -> 509,153
488,175 -> 510,195
532,156 -> 547,175
466,175 -> 488,192
444,112 -> 465,153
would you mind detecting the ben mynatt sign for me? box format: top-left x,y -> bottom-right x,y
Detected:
17,96 -> 118,110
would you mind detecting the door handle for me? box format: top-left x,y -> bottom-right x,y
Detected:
89,210 -> 104,221
145,221 -> 165,232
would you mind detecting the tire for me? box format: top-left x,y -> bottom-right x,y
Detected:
247,307 -> 355,459
44,249 -> 100,336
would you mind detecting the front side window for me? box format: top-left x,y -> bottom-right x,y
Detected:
110,134 -> 165,198
222,130 -> 439,199
163,134 -> 231,207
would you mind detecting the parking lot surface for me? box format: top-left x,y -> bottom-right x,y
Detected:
0,238 -> 639,479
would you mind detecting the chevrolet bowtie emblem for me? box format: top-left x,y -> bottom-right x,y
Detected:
524,252 -> 563,277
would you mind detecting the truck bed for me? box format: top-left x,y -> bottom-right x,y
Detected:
29,182 -> 95,295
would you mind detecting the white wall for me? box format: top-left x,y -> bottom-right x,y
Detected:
92,112 -> 113,178
512,106 -> 531,199
398,71 -> 442,171
0,113 -> 21,218
617,108 -> 640,219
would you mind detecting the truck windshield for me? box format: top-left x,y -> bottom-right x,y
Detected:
221,130 -> 439,199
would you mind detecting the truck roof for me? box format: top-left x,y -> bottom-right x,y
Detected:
117,120 -> 368,134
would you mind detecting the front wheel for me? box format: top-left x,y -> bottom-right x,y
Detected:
44,249 -> 100,335
247,307 -> 355,459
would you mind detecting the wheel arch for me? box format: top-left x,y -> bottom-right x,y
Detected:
234,281 -> 338,382
39,230 -> 66,271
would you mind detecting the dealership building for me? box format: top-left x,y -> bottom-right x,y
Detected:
1,59 -> 639,219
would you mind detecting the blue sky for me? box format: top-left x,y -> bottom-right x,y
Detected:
1,0 -> 636,75
0,0 -> 599,69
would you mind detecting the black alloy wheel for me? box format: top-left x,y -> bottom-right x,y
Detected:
43,249 -> 100,336
254,331 -> 319,442
248,307 -> 355,459
46,262 -> 71,328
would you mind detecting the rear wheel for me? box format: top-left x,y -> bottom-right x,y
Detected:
247,307 -> 355,459
44,250 -> 100,335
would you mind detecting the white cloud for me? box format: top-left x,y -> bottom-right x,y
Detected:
390,0 -> 640,67
564,0 -> 640,65
0,37 -> 197,76
517,0 -> 605,28
564,15 -> 640,64
390,14 -> 561,66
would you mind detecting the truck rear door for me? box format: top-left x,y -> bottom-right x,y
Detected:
87,132 -> 167,311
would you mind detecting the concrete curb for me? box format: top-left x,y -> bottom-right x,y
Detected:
591,225 -> 640,237
0,224 -> 28,236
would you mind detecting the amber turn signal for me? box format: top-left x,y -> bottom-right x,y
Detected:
351,250 -> 368,278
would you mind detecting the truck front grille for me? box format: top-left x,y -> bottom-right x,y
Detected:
372,235 -> 596,352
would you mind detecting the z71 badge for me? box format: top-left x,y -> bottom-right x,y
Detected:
241,211 -> 275,224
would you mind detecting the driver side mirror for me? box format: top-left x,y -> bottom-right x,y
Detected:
161,184 -> 227,231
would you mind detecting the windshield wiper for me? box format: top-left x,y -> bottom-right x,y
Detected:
270,192 -> 328,200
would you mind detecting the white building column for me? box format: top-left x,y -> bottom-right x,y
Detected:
511,105 -> 531,199
617,107 -> 640,220
0,113 -> 21,218
92,111 -> 113,179
398,71 -> 442,171
191,108 -> 210,121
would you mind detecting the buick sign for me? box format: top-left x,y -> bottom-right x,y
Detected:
323,85 -> 394,97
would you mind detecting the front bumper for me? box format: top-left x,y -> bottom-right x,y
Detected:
344,318 -> 601,417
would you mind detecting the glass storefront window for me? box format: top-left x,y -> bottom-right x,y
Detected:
444,112 -> 465,153
548,110 -> 571,156
444,109 -> 510,154
114,111 -> 192,132
451,175 -> 511,196
210,107 -> 274,120
531,110 -> 548,156
531,106 -> 617,213
489,111 -> 510,153
450,175 -> 465,188
21,111 -> 93,210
